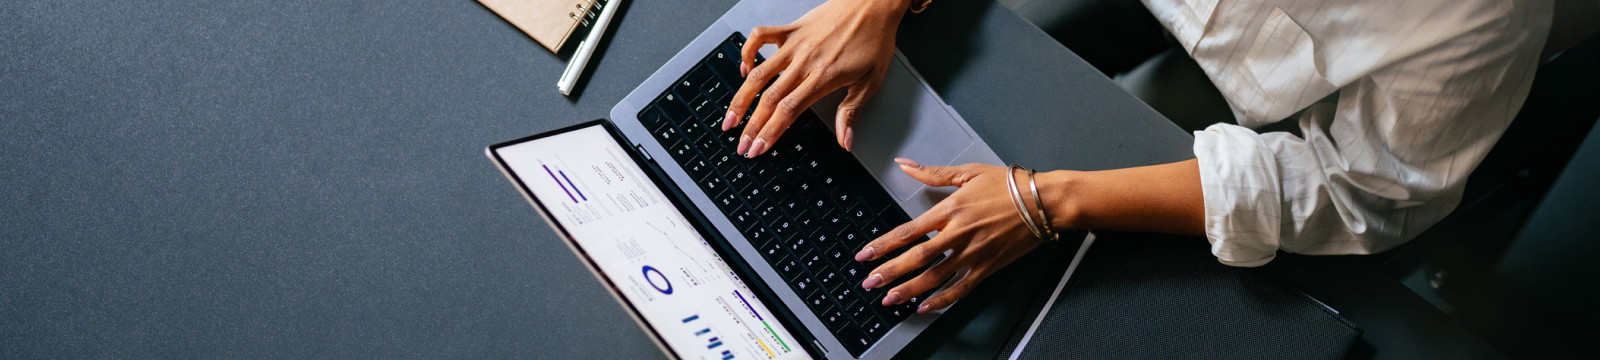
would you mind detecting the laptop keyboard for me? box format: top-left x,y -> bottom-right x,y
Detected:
638,32 -> 940,357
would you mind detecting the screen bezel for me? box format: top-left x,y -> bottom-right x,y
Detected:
485,119 -> 819,359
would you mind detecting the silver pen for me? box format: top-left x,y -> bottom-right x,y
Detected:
557,0 -> 621,96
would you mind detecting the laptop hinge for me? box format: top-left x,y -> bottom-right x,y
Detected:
813,339 -> 827,354
634,144 -> 652,161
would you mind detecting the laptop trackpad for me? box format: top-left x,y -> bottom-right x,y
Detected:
812,57 -> 974,201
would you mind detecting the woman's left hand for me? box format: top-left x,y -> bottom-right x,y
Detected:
855,158 -> 1053,313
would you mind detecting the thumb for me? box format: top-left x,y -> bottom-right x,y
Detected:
834,81 -> 879,151
897,159 -> 980,187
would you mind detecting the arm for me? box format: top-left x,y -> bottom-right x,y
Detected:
854,158 -> 1204,313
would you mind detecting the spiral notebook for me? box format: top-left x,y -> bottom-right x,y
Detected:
477,0 -> 610,52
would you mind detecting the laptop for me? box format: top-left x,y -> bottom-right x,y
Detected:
486,0 -> 1055,358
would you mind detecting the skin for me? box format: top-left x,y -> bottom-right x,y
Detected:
725,0 -> 1207,313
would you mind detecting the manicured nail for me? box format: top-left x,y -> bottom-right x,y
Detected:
736,135 -> 751,155
863,274 -> 883,289
894,158 -> 921,169
918,302 -> 935,314
746,138 -> 768,158
723,111 -> 737,130
740,62 -> 750,77
883,291 -> 902,305
843,126 -> 854,151
854,246 -> 876,261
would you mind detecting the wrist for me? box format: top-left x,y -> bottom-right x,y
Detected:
862,0 -> 912,16
1036,170 -> 1085,231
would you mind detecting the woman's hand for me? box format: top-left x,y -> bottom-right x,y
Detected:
855,158 -> 1208,313
854,159 -> 1055,313
725,0 -> 909,157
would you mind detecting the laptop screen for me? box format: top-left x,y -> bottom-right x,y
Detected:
492,123 -> 808,360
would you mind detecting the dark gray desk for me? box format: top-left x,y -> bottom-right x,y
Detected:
1,0 -> 1365,358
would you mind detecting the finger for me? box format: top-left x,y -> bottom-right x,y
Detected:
740,25 -> 792,76
748,74 -> 831,157
880,254 -> 962,307
916,268 -> 991,313
834,80 -> 880,151
738,64 -> 807,156
856,204 -> 946,262
724,51 -> 792,131
861,229 -> 951,290
898,162 -> 989,187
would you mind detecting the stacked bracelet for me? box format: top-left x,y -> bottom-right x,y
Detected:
1006,164 -> 1058,241
1027,169 -> 1059,241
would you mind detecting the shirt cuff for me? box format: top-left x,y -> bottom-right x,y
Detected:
1193,123 -> 1282,267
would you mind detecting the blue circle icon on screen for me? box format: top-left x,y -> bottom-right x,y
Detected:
642,265 -> 672,294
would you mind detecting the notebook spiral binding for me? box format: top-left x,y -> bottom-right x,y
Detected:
568,0 -> 602,27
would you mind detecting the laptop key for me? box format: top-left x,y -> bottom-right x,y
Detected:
821,307 -> 850,332
726,169 -> 754,192
689,94 -> 718,120
700,77 -> 728,100
711,154 -> 740,174
783,232 -> 813,258
740,185 -> 768,210
832,285 -> 861,309
640,107 -> 669,130
775,256 -> 803,281
712,189 -> 741,213
847,301 -> 876,325
679,114 -> 709,142
795,277 -> 823,304
816,266 -> 842,291
697,175 -> 727,196
802,251 -> 826,270
841,261 -> 867,284
760,239 -> 788,263
871,293 -> 912,322
771,219 -> 799,241
742,225 -> 771,246
653,125 -> 683,147
823,242 -> 850,268
729,208 -> 757,231
667,142 -> 697,163
684,158 -> 714,182
657,93 -> 693,121
837,230 -> 868,251
862,317 -> 888,341
835,326 -> 872,356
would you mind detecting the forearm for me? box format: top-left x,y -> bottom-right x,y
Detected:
1039,159 -> 1205,236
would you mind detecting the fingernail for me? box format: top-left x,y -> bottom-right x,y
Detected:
740,62 -> 750,77
863,274 -> 883,290
894,158 -> 921,169
736,135 -> 751,155
918,302 -> 935,314
854,246 -> 876,261
883,291 -> 902,305
746,138 -> 768,158
723,111 -> 736,130
843,126 -> 854,152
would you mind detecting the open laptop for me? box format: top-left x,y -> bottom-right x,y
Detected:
487,0 -> 1065,358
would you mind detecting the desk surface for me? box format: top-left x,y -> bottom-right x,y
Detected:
0,0 -> 1192,358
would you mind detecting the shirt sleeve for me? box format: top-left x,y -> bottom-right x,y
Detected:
1190,7 -> 1549,266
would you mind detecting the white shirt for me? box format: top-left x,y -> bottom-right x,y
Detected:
1141,0 -> 1553,266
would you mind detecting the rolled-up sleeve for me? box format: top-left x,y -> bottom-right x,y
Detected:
1177,0 -> 1551,267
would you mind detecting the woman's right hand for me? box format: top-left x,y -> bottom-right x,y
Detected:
724,0 -> 910,158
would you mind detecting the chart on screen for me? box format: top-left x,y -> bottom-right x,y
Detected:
495,125 -> 806,359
